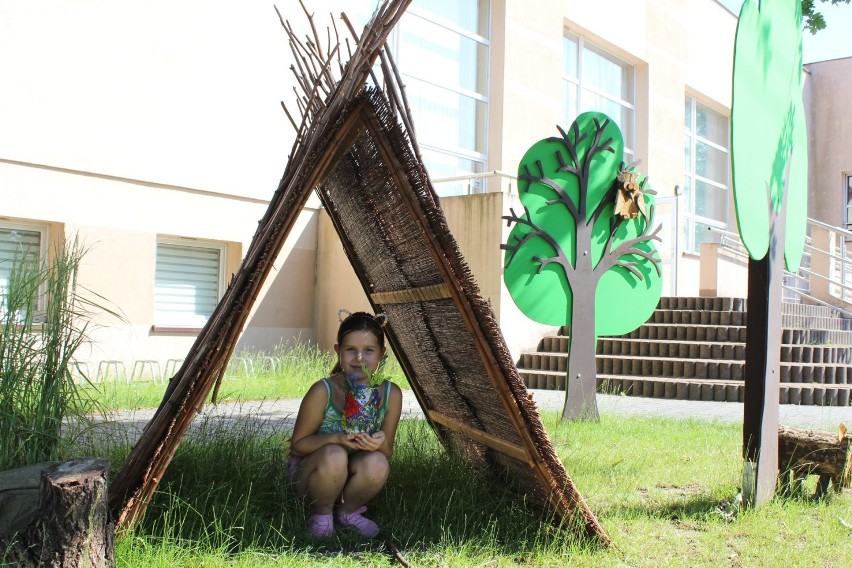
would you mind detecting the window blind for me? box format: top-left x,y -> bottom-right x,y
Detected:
0,226 -> 42,291
154,242 -> 222,327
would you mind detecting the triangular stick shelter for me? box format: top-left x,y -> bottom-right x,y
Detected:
109,0 -> 608,545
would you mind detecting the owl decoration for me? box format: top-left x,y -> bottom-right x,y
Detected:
614,164 -> 646,220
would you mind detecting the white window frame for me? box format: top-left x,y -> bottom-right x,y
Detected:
154,238 -> 225,329
563,30 -> 636,158
684,95 -> 730,254
845,173 -> 852,232
390,0 -> 491,196
0,221 -> 49,317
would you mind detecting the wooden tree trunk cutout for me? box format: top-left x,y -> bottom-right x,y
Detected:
502,118 -> 663,422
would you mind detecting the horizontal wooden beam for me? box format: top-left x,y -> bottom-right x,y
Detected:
427,410 -> 532,466
370,283 -> 451,305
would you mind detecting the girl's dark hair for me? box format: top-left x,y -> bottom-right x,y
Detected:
330,312 -> 386,374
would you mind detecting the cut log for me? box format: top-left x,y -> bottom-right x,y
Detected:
777,424 -> 851,497
0,458 -> 114,568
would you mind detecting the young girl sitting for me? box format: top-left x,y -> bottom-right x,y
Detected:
288,310 -> 403,539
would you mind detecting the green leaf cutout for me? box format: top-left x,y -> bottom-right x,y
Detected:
731,0 -> 808,270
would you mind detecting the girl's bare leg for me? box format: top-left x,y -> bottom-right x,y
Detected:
338,451 -> 389,513
293,444 -> 349,514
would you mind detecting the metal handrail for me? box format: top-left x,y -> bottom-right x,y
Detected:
430,169 -> 517,184
808,217 -> 852,239
783,286 -> 852,317
713,220 -> 852,317
794,264 -> 852,295
430,170 -> 518,194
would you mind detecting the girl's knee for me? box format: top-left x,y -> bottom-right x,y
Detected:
314,444 -> 349,476
352,451 -> 389,480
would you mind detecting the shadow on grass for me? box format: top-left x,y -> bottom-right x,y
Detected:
613,494 -> 729,524
95,414 -> 596,563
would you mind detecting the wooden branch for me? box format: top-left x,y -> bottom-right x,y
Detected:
518,161 -> 581,221
428,410 -> 532,465
280,100 -> 300,132
502,207 -> 573,276
381,45 -> 422,163
299,0 -> 324,61
596,222 -> 662,276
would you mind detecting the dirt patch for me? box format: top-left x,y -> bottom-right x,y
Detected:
655,482 -> 705,496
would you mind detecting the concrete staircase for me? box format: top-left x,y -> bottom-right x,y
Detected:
517,297 -> 852,407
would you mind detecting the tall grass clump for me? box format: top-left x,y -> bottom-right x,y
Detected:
0,236 -> 115,470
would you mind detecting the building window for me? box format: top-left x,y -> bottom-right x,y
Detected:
0,222 -> 47,320
154,239 -> 224,328
846,174 -> 852,232
563,31 -> 635,158
393,0 -> 490,196
684,96 -> 730,254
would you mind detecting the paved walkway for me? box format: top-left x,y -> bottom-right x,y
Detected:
94,389 -> 852,445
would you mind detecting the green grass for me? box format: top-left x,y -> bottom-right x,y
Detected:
80,342 -> 410,411
90,412 -> 850,567
19,315 -> 849,566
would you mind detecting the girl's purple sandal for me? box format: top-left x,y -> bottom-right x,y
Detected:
336,506 -> 380,538
307,513 -> 334,539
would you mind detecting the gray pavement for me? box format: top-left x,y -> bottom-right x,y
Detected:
92,389 -> 852,446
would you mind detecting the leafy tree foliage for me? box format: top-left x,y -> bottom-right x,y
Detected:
802,0 -> 850,34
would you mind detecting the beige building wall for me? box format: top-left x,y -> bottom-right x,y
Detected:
804,57 -> 852,227
315,0 -> 740,359
0,159 -> 319,371
315,211 -> 373,350
0,1 -> 321,374
10,0 -> 833,368
0,1 -> 292,199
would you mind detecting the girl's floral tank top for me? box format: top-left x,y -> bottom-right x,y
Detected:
317,378 -> 391,435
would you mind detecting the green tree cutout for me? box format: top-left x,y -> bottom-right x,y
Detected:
732,0 -> 808,270
731,0 -> 809,506
503,112 -> 663,421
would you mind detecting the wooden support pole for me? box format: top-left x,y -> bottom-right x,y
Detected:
370,283 -> 451,304
743,168 -> 789,507
743,253 -> 783,506
428,410 -> 533,465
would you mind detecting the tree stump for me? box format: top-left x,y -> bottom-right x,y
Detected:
778,424 -> 851,497
0,458 -> 114,568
